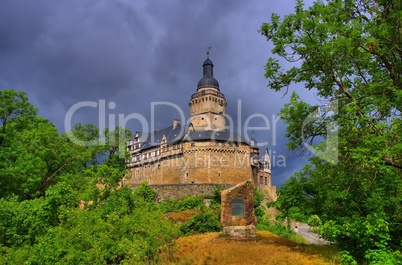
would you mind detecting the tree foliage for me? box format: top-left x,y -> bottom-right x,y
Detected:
0,89 -> 183,264
261,0 -> 402,262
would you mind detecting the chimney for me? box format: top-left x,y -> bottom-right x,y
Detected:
173,119 -> 180,128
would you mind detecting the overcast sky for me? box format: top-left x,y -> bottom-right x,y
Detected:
0,0 -> 319,186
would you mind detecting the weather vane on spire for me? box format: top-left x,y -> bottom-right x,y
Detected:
206,46 -> 211,58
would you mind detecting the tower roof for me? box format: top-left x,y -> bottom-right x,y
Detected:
197,57 -> 220,90
250,131 -> 258,149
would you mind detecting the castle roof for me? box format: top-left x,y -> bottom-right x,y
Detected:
197,57 -> 219,90
184,130 -> 248,144
136,123 -> 249,152
139,123 -> 186,151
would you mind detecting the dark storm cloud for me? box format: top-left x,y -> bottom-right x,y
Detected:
0,0 -> 315,186
1,1 -> 153,100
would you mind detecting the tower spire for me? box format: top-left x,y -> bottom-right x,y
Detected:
197,49 -> 219,90
206,46 -> 211,58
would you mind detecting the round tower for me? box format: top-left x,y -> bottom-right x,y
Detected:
189,55 -> 227,131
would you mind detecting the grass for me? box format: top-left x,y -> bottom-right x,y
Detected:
159,231 -> 340,265
164,209 -> 200,224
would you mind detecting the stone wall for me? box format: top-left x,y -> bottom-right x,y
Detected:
127,141 -> 252,186
146,183 -> 234,201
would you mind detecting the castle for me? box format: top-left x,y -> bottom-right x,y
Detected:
126,55 -> 276,200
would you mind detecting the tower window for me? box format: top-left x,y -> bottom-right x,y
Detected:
191,142 -> 195,147
218,171 -> 221,178
265,177 -> 268,185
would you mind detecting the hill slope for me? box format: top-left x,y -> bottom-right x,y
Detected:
160,231 -> 339,265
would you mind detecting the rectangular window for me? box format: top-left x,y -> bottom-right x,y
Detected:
265,177 -> 268,185
191,142 -> 195,147
260,176 -> 263,184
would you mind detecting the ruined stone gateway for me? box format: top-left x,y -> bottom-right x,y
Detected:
220,181 -> 257,238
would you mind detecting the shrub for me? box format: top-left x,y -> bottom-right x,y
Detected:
181,209 -> 221,235
253,188 -> 265,219
158,196 -> 205,213
133,182 -> 157,203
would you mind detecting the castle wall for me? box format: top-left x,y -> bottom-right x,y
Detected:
183,141 -> 251,184
127,141 -> 252,186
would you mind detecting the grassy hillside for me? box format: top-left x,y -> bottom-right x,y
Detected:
159,231 -> 340,265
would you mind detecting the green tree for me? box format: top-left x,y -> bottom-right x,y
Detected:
0,89 -> 37,148
260,0 -> 402,262
0,117 -> 105,200
271,169 -> 315,223
0,90 -> 181,264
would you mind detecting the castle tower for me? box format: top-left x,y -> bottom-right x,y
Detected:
189,55 -> 227,131
263,148 -> 271,174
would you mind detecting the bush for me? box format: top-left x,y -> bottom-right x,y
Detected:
257,219 -> 306,244
180,209 -> 221,235
133,182 -> 157,203
158,196 -> 205,213
253,188 -> 265,219
28,187 -> 180,264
